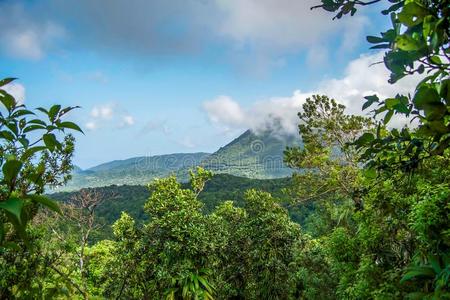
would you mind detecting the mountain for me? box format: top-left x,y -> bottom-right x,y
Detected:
199,129 -> 299,179
58,153 -> 210,191
54,129 -> 301,191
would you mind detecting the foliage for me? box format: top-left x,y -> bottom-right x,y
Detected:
49,174 -> 294,239
312,0 -> 450,298
0,77 -> 82,248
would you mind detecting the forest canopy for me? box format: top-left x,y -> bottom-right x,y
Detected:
1,0 -> 449,299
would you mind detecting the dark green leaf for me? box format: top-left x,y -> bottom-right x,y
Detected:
0,91 -> 17,112
28,119 -> 47,126
367,35 -> 385,44
43,133 -> 58,151
0,130 -> 15,142
0,78 -> 17,87
400,266 -> 435,283
27,195 -> 61,214
22,146 -> 47,161
0,197 -> 24,223
58,121 -> 84,133
384,110 -> 394,124
36,107 -> 49,114
413,85 -> 440,109
2,159 -> 23,183
48,105 -> 61,122
355,132 -> 375,146
23,124 -> 46,133
11,109 -> 35,118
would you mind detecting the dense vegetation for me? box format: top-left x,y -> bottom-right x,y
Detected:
1,0 -> 449,299
49,174 -> 294,239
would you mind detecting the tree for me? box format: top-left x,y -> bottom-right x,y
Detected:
314,0 -> 449,170
63,189 -> 114,298
284,95 -> 373,214
309,1 -> 450,297
0,77 -> 83,249
0,77 -> 83,298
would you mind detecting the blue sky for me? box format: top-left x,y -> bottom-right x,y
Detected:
1,0 -> 407,169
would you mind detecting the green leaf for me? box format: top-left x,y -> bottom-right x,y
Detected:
398,2 -> 428,27
22,146 -> 47,161
367,35 -> 385,44
18,138 -> 29,148
364,167 -> 377,179
422,15 -> 435,38
385,98 -> 400,109
36,107 -> 49,114
429,55 -> 442,65
370,43 -> 391,50
11,109 -> 35,118
355,132 -> 375,146
400,266 -> 435,283
363,95 -> 379,110
0,130 -> 15,142
428,255 -> 441,274
384,110 -> 394,124
59,106 -> 81,116
27,195 -> 61,214
0,197 -> 24,224
413,85 -> 440,109
48,105 -> 61,122
43,133 -> 58,151
23,124 -> 46,133
2,159 -> 23,183
0,91 -> 17,112
28,119 -> 47,126
395,35 -> 421,51
58,121 -> 84,133
0,78 -> 17,87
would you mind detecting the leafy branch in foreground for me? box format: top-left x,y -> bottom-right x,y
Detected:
315,0 -> 449,171
0,77 -> 83,248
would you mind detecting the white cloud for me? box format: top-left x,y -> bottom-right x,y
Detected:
120,115 -> 135,128
214,0 -> 369,73
0,0 -> 369,73
202,96 -> 246,130
317,52 -> 421,116
85,121 -> 97,131
86,103 -> 135,130
203,52 -> 422,134
0,3 -> 65,60
3,82 -> 26,105
204,91 -> 312,135
216,0 -> 354,50
90,104 -> 114,119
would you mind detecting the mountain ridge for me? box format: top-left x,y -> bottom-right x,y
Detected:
56,129 -> 300,191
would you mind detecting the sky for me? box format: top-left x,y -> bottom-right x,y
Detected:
0,0 -> 419,169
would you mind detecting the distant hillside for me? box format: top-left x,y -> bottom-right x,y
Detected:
199,129 -> 300,179
55,129 -> 301,191
57,153 -> 210,191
